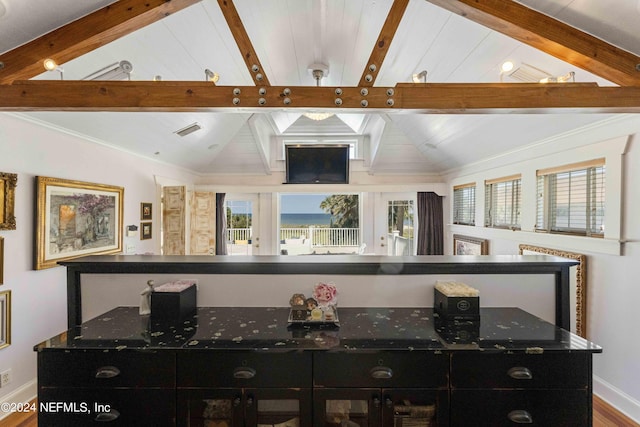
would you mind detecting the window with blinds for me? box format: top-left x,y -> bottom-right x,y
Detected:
453,183 -> 476,226
485,175 -> 521,229
536,159 -> 605,237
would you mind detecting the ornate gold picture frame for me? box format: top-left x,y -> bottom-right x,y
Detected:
0,172 -> 17,230
519,244 -> 587,338
453,234 -> 488,255
0,236 -> 4,284
35,176 -> 124,270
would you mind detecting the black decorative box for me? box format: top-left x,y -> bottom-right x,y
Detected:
435,317 -> 480,344
434,282 -> 479,321
151,280 -> 197,320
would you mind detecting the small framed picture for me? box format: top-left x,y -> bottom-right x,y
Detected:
140,202 -> 152,221
0,290 -> 10,350
453,234 -> 488,255
141,222 -> 152,240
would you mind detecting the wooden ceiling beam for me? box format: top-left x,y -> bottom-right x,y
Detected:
217,0 -> 270,86
0,0 -> 201,85
424,0 -> 640,86
358,0 -> 410,87
2,81 -> 640,113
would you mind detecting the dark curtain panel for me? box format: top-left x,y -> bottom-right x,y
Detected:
215,193 -> 228,255
417,192 -> 444,255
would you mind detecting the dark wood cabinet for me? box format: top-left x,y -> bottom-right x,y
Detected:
36,307 -> 600,426
37,349 -> 176,426
313,351 -> 449,426
177,387 -> 312,427
177,351 -> 313,426
449,352 -> 592,426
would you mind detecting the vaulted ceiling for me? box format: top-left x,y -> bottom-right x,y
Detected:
1,0 -> 639,176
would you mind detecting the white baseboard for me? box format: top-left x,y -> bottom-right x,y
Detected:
594,375 -> 640,423
0,379 -> 37,420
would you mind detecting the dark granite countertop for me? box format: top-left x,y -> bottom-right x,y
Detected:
34,307 -> 601,353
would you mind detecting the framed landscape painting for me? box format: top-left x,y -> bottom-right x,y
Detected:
35,176 -> 124,270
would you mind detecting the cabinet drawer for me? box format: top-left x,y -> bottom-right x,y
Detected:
38,350 -> 175,388
313,352 -> 447,388
178,351 -> 312,388
38,388 -> 175,426
450,389 -> 590,426
451,352 -> 589,389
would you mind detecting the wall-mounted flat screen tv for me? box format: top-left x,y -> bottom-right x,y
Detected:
285,145 -> 349,184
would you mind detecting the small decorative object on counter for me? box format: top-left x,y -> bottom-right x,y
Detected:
288,283 -> 340,326
434,280 -> 480,320
151,279 -> 197,320
313,282 -> 338,306
139,279 -> 154,315
289,293 -> 308,321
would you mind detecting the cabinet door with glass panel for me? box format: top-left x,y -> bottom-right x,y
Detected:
178,388 -> 312,427
314,388 -> 448,426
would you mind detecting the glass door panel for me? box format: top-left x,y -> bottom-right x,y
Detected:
314,389 -> 380,427
225,194 -> 260,255
386,200 -> 415,256
382,389 -> 448,427
179,389 -> 243,427
247,388 -> 312,427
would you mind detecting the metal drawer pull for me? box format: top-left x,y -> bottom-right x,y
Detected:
94,366 -> 121,379
507,367 -> 533,380
508,410 -> 533,424
233,367 -> 256,379
370,366 -> 393,379
94,409 -> 120,422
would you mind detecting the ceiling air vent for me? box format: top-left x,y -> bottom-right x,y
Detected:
174,123 -> 202,137
506,63 -> 552,83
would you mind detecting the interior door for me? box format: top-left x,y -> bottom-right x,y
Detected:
190,191 -> 215,255
162,186 -> 186,255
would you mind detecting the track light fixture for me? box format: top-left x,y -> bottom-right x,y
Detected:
412,70 -> 427,83
43,58 -> 64,80
205,69 -> 219,83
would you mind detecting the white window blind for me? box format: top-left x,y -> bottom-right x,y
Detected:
536,160 -> 605,237
453,183 -> 476,226
485,175 -> 521,229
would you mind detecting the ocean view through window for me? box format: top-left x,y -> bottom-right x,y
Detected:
280,194 -> 360,255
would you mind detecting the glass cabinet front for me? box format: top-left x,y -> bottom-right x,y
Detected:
315,388 -> 447,427
179,388 -> 311,427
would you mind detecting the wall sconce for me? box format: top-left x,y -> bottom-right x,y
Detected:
82,60 -> 133,81
205,69 -> 219,83
43,58 -> 64,80
412,70 -> 428,83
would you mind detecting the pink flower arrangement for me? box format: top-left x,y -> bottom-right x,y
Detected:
313,282 -> 338,306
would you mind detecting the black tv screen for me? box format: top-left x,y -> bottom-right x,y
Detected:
285,145 -> 349,184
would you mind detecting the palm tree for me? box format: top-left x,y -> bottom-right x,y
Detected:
320,194 -> 359,228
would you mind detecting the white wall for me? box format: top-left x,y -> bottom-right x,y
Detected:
0,113 -> 198,414
444,115 -> 640,422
